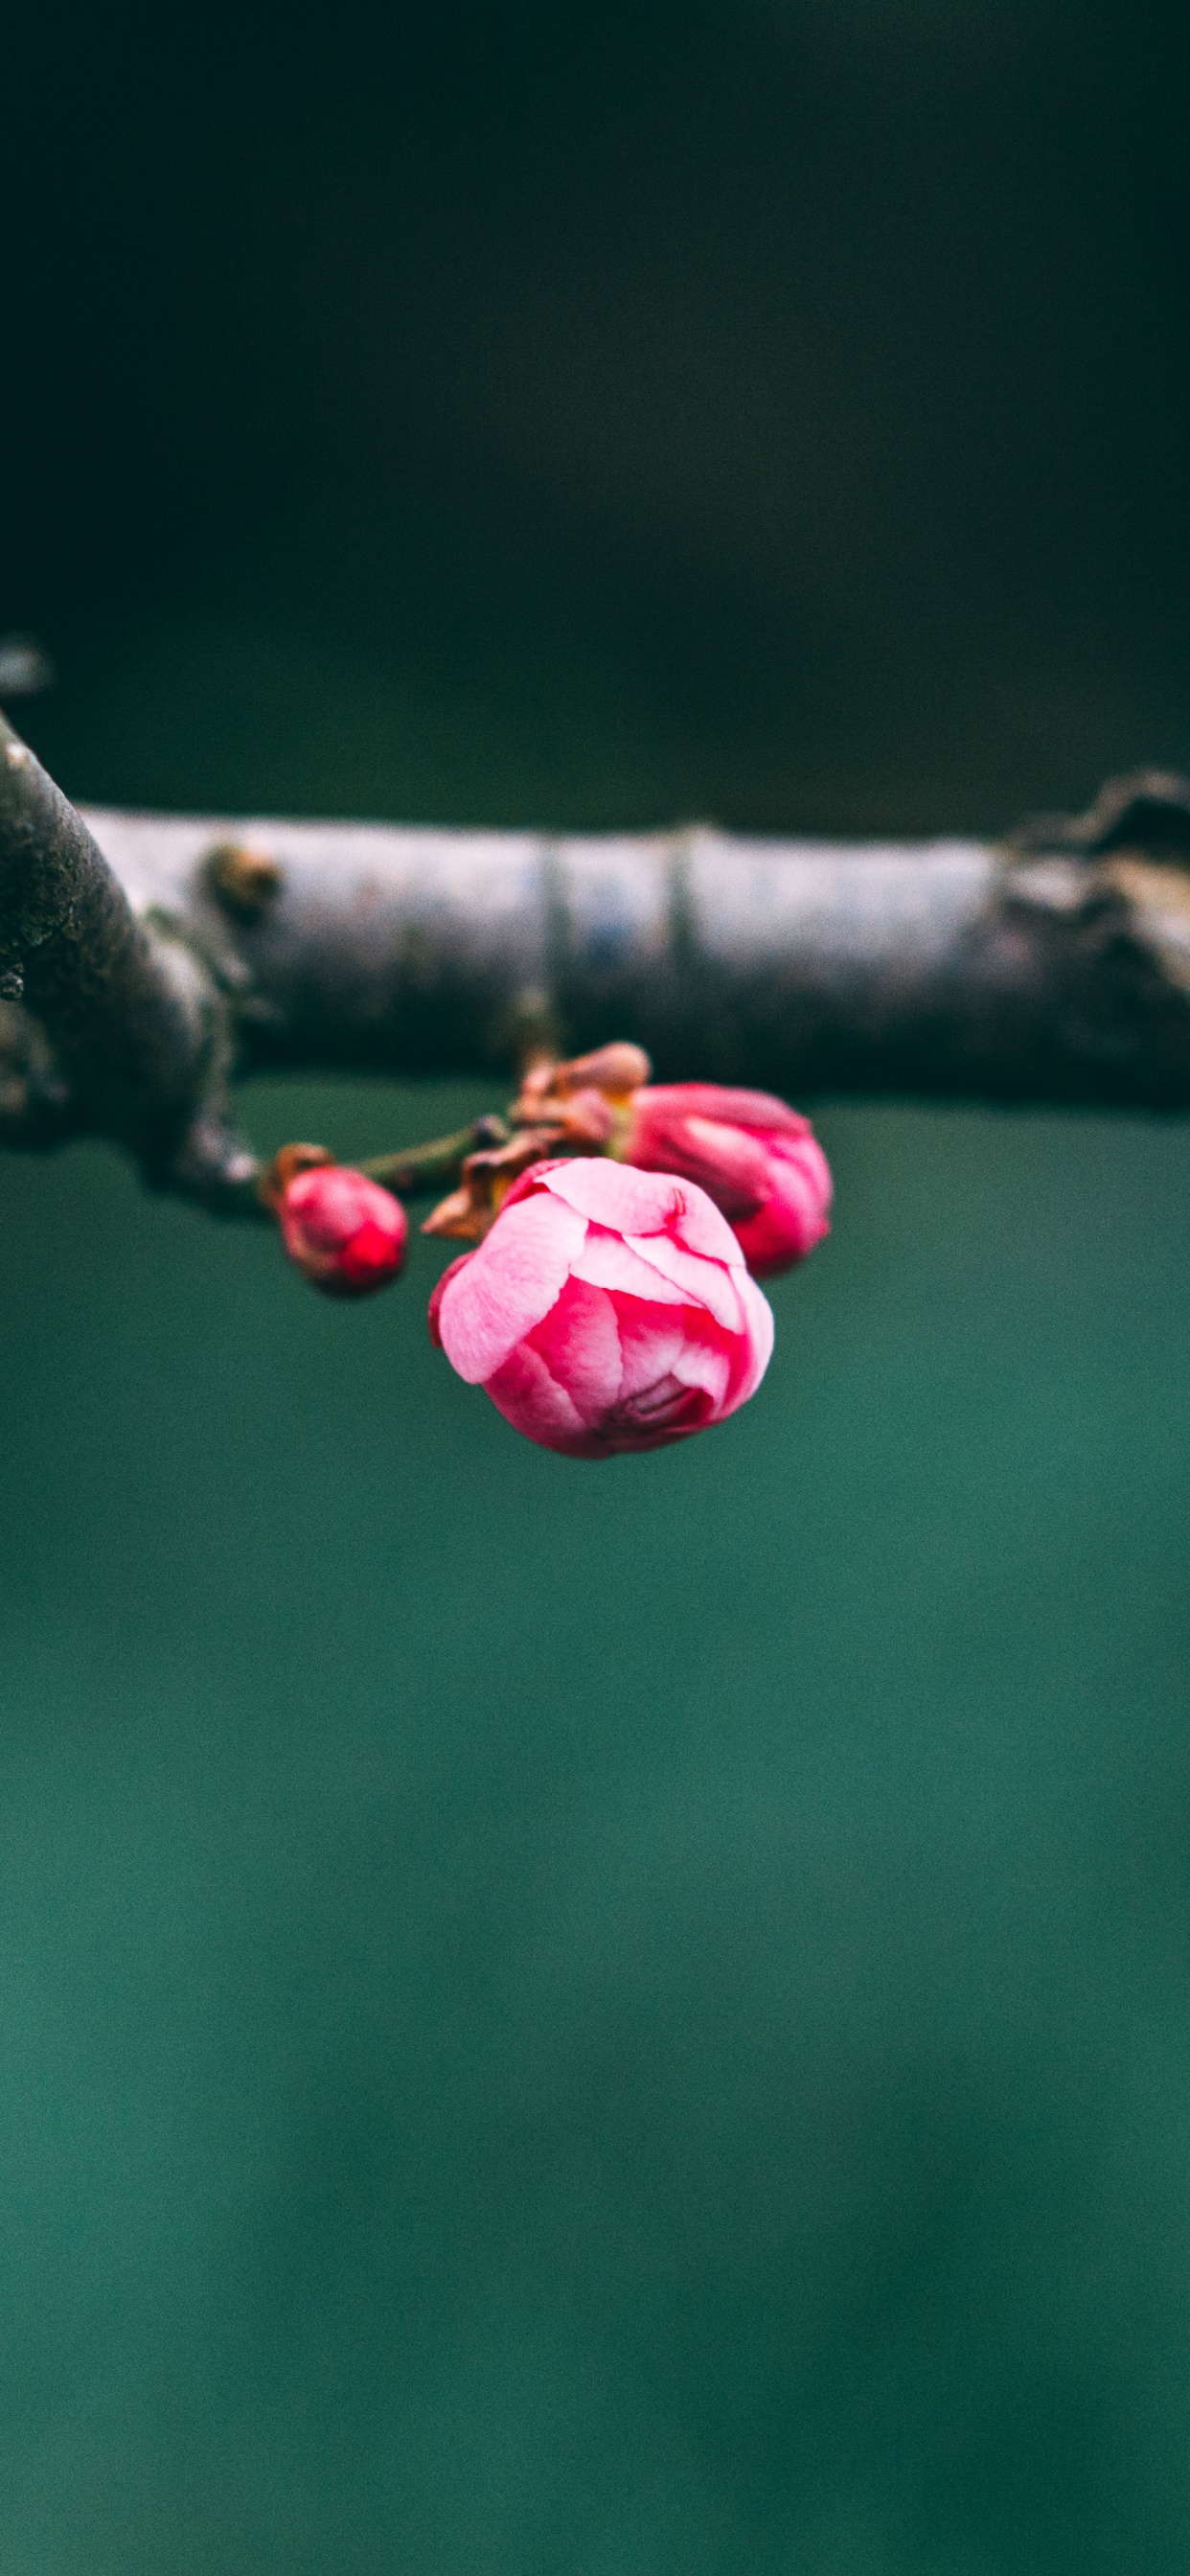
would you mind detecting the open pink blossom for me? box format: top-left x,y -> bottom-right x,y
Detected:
622,1084 -> 832,1277
280,1164 -> 407,1297
428,1157 -> 773,1458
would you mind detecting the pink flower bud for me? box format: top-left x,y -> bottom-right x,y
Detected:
279,1164 -> 407,1297
622,1085 -> 832,1277
428,1157 -> 773,1458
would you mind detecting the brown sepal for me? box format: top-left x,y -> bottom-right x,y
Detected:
514,1042 -> 652,1125
258,1140 -> 333,1214
422,1127 -> 563,1241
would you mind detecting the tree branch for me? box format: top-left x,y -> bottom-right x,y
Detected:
4,720 -> 1190,1212
82,772 -> 1190,1104
0,718 -> 256,1204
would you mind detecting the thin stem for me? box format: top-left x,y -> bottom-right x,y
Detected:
361,1116 -> 512,1197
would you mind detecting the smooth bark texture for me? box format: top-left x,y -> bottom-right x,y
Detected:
4,728 -> 1190,1208
79,777 -> 1190,1104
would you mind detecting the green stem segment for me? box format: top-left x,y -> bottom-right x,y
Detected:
361,1116 -> 511,1198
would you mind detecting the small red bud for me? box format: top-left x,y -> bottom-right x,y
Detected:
279,1164 -> 407,1298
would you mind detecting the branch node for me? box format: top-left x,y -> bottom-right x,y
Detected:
203,840 -> 285,922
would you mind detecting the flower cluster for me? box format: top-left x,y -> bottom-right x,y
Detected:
263,1050 -> 832,1460
515,1047 -> 832,1278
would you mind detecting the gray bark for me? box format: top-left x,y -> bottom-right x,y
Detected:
3,719 -> 1190,1209
80,776 -> 1190,1104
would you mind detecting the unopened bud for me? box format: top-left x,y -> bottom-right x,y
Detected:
429,1157 -> 773,1457
622,1084 -> 832,1276
278,1163 -> 407,1298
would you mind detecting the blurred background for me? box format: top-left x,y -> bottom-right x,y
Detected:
8,0 -> 1190,831
4,4 -> 1190,2570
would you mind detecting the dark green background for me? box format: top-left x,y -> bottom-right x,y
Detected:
5,5 -> 1190,2568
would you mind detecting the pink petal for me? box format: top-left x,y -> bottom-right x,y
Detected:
611,1303 -> 689,1401
725,1271 -> 775,1408
664,1182 -> 746,1267
732,1137 -> 833,1276
497,1159 -> 569,1214
636,1082 -> 811,1138
529,1277 -> 625,1426
610,1374 -> 711,1438
572,1223 -> 688,1305
435,1191 -> 586,1383
621,1229 -> 745,1333
666,1328 -> 734,1413
427,1253 -> 473,1347
652,1114 -> 771,1219
484,1336 -> 589,1449
613,1297 -> 734,1412
539,1157 -> 686,1235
